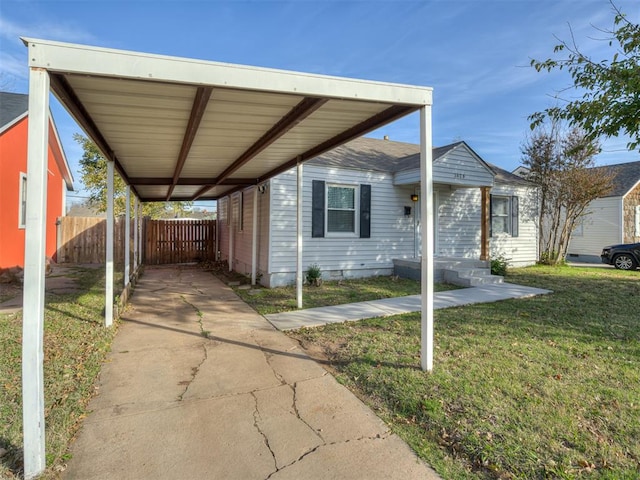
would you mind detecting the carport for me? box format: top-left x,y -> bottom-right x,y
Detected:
21,37 -> 434,479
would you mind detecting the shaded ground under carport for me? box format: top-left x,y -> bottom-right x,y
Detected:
63,266 -> 439,480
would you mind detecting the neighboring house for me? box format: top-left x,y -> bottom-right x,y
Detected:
0,92 -> 74,268
567,160 -> 640,263
217,137 -> 538,287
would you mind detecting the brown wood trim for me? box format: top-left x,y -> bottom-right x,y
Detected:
259,104 -> 417,182
130,177 -> 256,186
166,86 -> 213,200
194,97 -> 328,199
480,187 -> 490,261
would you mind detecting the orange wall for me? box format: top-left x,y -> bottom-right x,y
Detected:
0,117 -> 65,268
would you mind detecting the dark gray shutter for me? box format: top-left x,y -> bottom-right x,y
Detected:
489,194 -> 493,237
511,196 -> 519,237
312,180 -> 325,238
360,184 -> 371,238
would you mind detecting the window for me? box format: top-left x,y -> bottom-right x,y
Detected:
491,195 -> 519,237
19,173 -> 27,229
635,205 -> 640,237
327,185 -> 356,233
312,180 -> 370,239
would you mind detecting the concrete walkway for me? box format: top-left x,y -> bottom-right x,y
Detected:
266,283 -> 552,330
63,266 -> 440,480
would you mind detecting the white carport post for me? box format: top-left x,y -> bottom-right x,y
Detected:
22,66 -> 49,480
229,213 -> 234,272
420,106 -> 434,371
296,161 -> 303,309
105,160 -> 115,327
251,187 -> 258,285
133,195 -> 138,270
124,185 -> 131,286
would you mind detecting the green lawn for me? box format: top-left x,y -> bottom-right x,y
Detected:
233,274 -> 457,315
289,266 -> 640,479
0,266 -> 121,479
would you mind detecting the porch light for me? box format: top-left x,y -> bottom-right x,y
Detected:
411,194 -> 419,202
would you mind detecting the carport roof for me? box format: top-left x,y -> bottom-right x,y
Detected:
23,38 -> 432,202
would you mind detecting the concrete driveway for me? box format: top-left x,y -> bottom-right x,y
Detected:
63,266 -> 439,480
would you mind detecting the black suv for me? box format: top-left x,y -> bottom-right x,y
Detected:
601,243 -> 640,270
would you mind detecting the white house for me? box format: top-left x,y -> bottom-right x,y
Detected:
217,137 -> 538,287
567,160 -> 640,263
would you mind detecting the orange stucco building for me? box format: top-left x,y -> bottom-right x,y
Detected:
0,92 -> 74,268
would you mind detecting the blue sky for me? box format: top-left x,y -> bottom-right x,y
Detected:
1,0 -> 639,200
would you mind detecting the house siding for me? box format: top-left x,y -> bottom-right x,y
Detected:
0,116 -> 67,268
489,183 -> 538,267
268,165 -> 415,287
623,182 -> 640,244
395,147 -> 494,187
217,197 -> 229,262
567,196 -> 622,261
435,186 -> 482,258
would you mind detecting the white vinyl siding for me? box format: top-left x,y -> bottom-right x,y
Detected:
230,189 -> 256,275
567,197 -> 623,257
490,184 -> 538,267
435,186 -> 482,258
268,165 -> 415,286
218,197 -> 229,261
395,144 -> 494,187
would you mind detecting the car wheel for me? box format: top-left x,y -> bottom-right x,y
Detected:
613,254 -> 637,270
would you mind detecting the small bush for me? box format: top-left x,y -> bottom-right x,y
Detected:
491,255 -> 510,276
306,264 -> 322,286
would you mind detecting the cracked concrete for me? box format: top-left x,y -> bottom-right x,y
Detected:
63,266 -> 440,480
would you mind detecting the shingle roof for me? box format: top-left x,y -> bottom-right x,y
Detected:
308,137 -> 472,173
307,137 -> 420,172
592,161 -> 640,197
487,162 -> 536,187
308,137 -> 531,186
0,92 -> 29,131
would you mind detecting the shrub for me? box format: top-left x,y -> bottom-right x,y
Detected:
491,254 -> 510,276
305,263 -> 322,286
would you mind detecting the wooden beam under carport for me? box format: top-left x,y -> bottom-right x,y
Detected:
193,97 -> 328,200
165,86 -> 213,200
49,74 -> 141,200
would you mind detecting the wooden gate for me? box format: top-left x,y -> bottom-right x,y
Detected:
144,219 -> 216,265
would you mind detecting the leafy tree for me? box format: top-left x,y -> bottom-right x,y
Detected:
75,134 -> 192,218
530,2 -> 640,151
522,124 -> 613,264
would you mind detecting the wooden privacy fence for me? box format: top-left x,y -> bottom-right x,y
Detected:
144,219 -> 216,265
57,217 -> 216,265
57,216 -> 130,264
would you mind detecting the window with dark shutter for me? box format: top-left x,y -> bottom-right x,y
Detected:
312,180 -> 325,238
511,196 -> 519,237
360,184 -> 371,238
490,194 -> 519,237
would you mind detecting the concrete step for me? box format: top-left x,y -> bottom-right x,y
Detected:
443,268 -> 504,287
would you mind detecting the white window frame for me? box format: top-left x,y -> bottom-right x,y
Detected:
326,183 -> 359,237
491,195 -> 511,236
635,205 -> 640,237
19,172 -> 27,229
